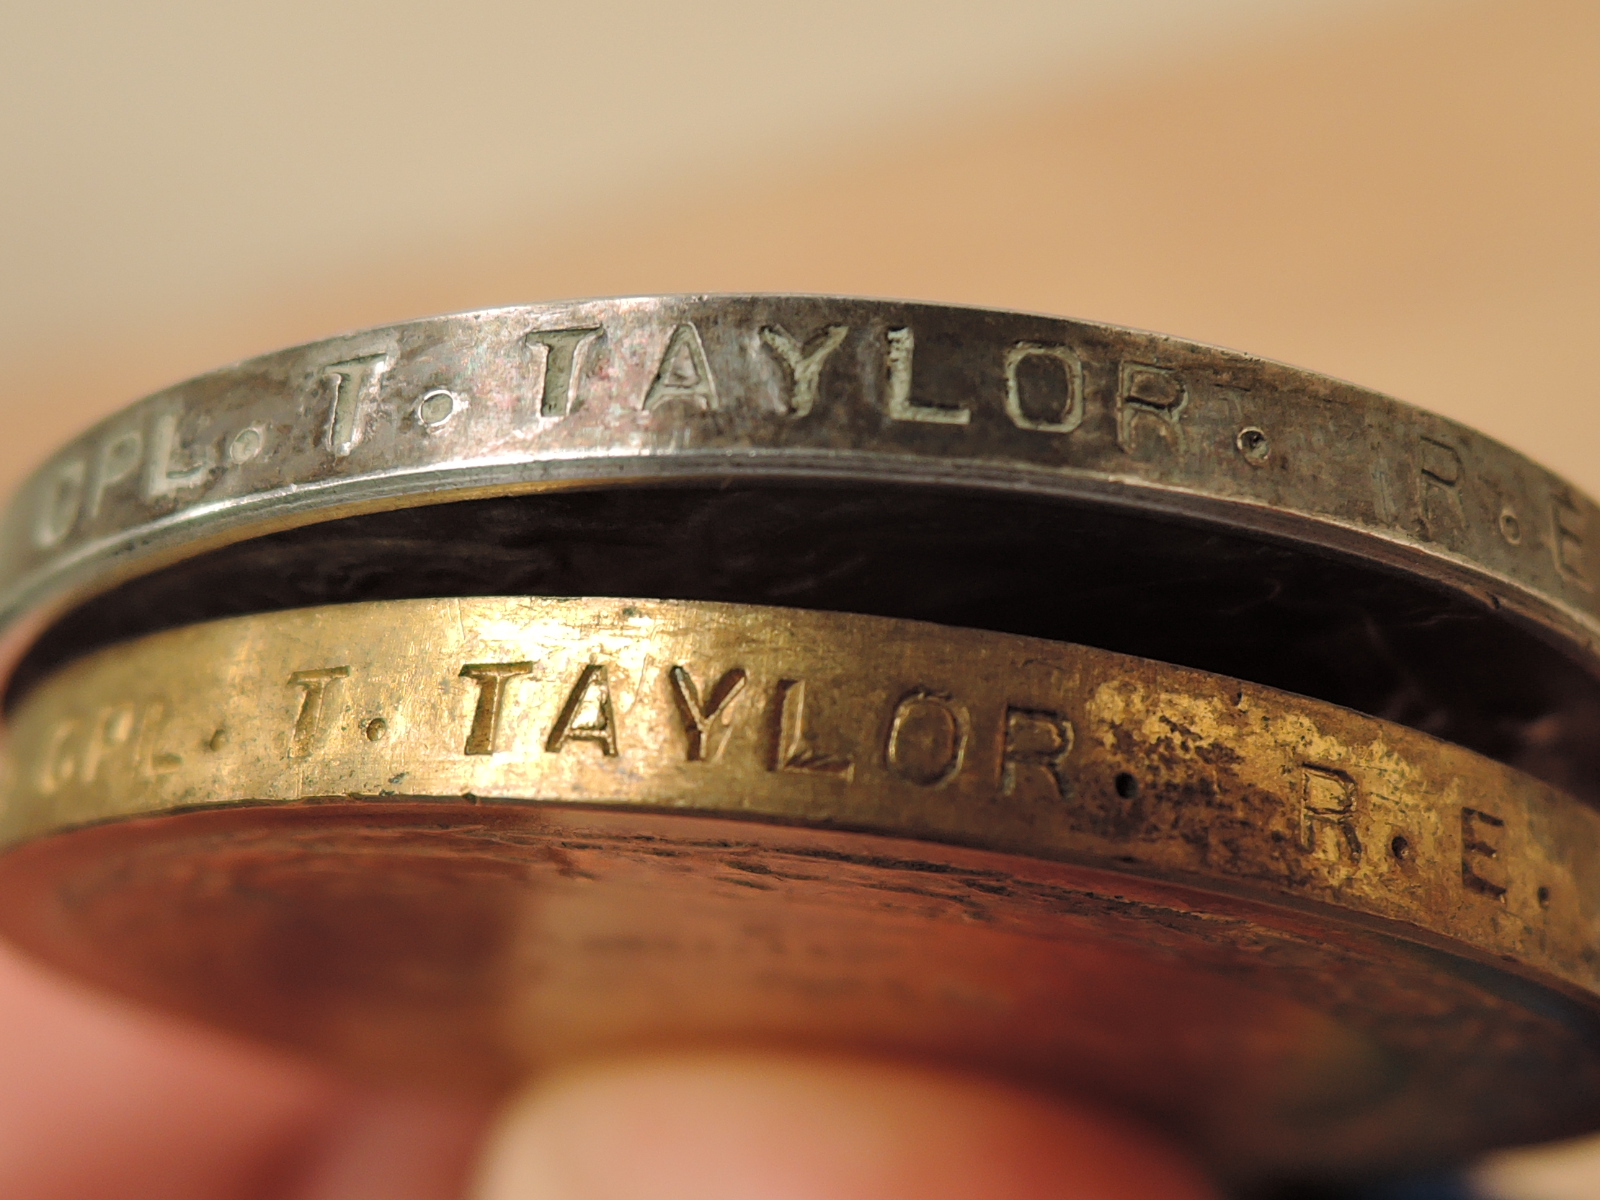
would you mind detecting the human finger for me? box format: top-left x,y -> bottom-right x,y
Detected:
471,1051 -> 1217,1200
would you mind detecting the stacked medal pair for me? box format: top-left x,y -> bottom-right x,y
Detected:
1,297 -> 1597,1189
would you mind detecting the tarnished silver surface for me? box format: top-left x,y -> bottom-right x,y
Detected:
3,295 -> 1595,680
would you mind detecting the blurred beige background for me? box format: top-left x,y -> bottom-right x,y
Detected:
1,1 -> 1598,1195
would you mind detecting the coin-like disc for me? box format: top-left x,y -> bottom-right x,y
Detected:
2,598 -> 1597,1182
20,484 -> 1600,805
2,296 -> 1595,688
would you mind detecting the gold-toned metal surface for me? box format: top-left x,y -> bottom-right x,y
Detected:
2,597 -> 1599,1180
3,596 -> 1593,976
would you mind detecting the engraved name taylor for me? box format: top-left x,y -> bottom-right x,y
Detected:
27,651 -> 1536,916
20,308 -> 1587,595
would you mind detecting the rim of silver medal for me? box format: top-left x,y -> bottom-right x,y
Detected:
1,295 -> 1596,798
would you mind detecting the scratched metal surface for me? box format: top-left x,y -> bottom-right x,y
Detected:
2,804 -> 1595,1187
2,295 -> 1594,681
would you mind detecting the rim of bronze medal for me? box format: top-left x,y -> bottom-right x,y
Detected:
0,297 -> 1595,802
2,597 -> 1598,1184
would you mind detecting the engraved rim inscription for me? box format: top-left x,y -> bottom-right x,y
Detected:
5,595 -> 1597,1007
2,296 -> 1595,682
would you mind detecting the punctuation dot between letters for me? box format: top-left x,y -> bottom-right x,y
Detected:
1236,427 -> 1270,465
227,427 -> 265,465
416,389 -> 463,429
